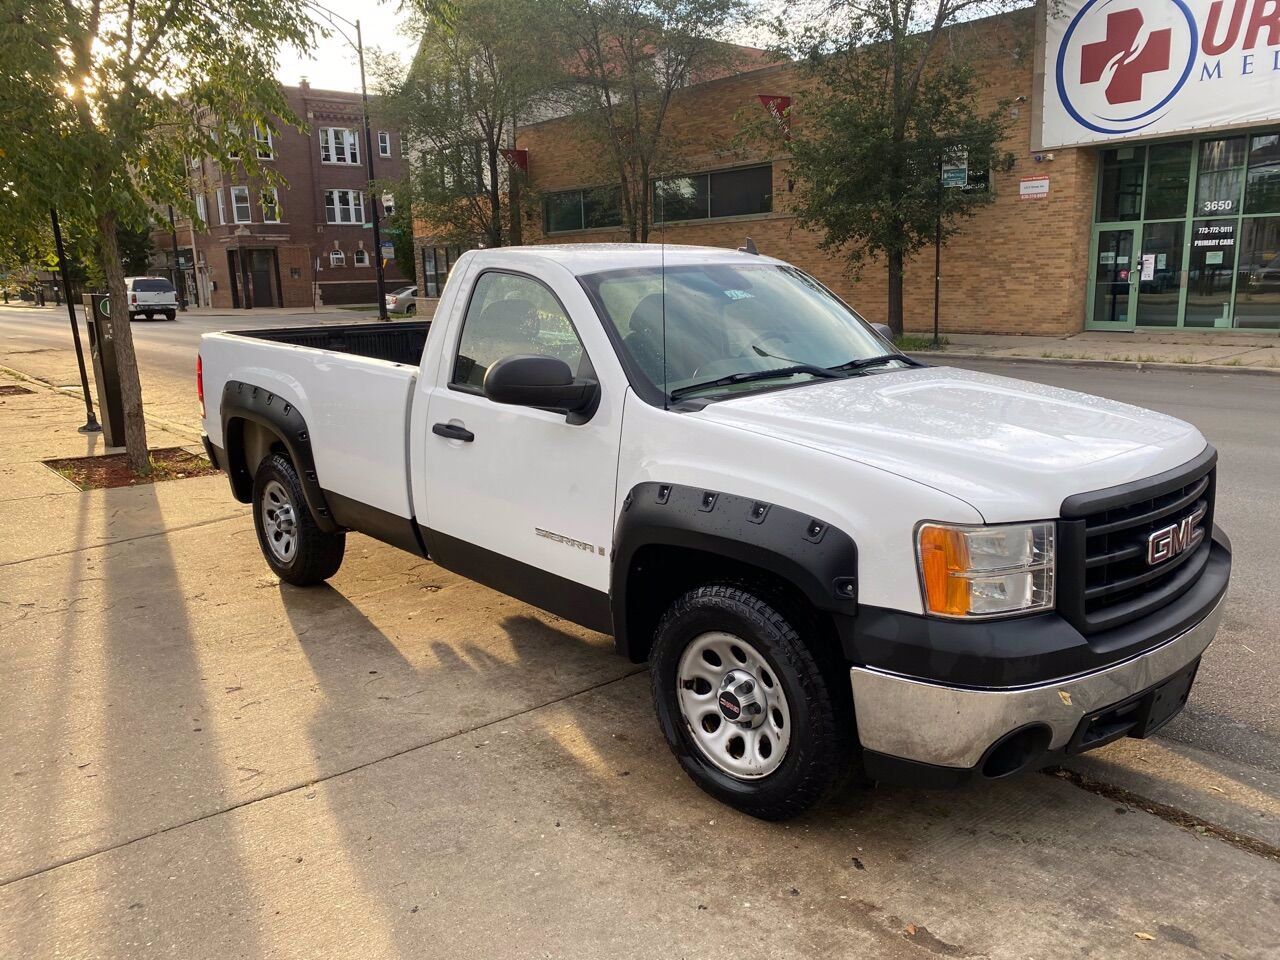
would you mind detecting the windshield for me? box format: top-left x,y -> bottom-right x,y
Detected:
131,278 -> 175,293
580,263 -> 904,401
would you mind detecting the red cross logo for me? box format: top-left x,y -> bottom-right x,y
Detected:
1080,9 -> 1172,105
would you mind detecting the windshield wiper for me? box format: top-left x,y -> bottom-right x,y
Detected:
828,353 -> 922,373
669,363 -> 841,400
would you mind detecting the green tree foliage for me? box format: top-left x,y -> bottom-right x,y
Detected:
550,0 -> 754,242
380,0 -> 557,249
0,0 -> 314,472
772,0 -> 1024,335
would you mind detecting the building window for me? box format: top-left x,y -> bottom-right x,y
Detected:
323,188 -> 365,224
543,185 -> 622,233
378,131 -> 391,157
382,193 -> 396,217
421,245 -> 462,297
230,185 -> 252,223
320,127 -> 360,165
1245,133 -> 1280,214
354,248 -> 370,267
1097,146 -> 1145,222
195,194 -> 207,224
215,189 -> 226,225
255,123 -> 274,160
261,188 -> 281,223
330,249 -> 346,267
653,165 -> 773,223
1195,137 -> 1248,217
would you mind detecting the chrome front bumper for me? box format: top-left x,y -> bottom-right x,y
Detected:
849,592 -> 1226,770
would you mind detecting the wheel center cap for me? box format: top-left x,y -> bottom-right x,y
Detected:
717,670 -> 766,728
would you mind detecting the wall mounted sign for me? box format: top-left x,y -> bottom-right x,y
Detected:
1019,175 -> 1051,199
1041,0 -> 1280,148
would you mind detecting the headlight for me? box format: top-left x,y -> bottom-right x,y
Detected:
916,522 -> 1055,619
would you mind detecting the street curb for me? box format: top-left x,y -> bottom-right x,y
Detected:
915,351 -> 1280,376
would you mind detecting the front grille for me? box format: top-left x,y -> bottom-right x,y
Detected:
1058,448 -> 1216,635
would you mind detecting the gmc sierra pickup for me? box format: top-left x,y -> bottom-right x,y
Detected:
199,244 -> 1231,820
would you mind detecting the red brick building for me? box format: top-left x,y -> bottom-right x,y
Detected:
168,82 -> 409,309
485,3 -> 1280,337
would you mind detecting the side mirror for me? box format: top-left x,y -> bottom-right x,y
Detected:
483,354 -> 599,423
872,322 -> 894,344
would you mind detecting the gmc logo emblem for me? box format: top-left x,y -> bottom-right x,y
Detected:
1147,504 -> 1207,566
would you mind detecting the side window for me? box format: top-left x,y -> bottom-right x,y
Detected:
452,272 -> 586,390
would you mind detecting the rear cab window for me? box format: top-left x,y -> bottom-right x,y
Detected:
131,279 -> 176,293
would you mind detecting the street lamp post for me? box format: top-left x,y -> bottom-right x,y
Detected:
49,208 -> 101,433
303,1 -> 390,320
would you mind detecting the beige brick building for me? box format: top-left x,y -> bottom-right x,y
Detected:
462,3 -> 1278,337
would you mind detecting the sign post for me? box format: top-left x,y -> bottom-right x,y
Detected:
934,150 -> 969,348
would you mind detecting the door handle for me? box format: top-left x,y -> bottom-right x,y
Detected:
432,422 -> 475,442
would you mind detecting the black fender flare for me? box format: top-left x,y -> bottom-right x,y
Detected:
220,380 -> 338,533
611,482 -> 859,662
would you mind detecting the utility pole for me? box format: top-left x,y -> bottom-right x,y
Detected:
49,208 -> 101,433
356,19 -> 390,321
167,204 -> 188,311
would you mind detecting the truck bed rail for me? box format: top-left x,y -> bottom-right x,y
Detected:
236,321 -> 431,366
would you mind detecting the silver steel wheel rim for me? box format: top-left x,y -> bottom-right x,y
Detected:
261,479 -> 298,563
676,631 -> 792,780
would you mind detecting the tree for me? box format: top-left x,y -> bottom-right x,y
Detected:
380,0 -> 556,250
771,0 -> 1023,336
0,1 -> 313,473
548,0 -> 754,242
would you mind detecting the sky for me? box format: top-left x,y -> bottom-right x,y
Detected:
274,0 -> 415,94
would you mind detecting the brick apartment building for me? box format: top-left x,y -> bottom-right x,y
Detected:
431,1 -> 1280,337
161,81 -> 409,309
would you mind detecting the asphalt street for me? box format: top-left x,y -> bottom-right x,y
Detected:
1,303 -> 1276,773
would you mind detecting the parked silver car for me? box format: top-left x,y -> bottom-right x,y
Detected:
385,285 -> 418,316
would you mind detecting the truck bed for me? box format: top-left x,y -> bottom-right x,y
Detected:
237,320 -> 431,365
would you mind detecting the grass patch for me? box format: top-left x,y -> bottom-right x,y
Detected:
895,334 -> 949,351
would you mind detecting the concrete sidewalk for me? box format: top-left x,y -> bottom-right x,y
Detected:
915,328 -> 1280,372
2,380 -> 1279,959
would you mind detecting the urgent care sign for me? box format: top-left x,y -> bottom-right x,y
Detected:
1040,0 -> 1280,148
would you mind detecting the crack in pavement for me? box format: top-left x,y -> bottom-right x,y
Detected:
0,514 -> 244,568
1045,767 -> 1280,864
0,669 -> 644,889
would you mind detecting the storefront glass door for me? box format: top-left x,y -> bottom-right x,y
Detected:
1089,227 -> 1137,328
1087,130 -> 1280,331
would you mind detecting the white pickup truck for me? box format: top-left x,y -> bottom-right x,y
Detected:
199,244 -> 1231,819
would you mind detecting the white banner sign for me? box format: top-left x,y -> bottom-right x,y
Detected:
1041,0 -> 1280,148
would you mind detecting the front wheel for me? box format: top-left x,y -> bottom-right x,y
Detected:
252,453 -> 345,586
649,584 -> 853,820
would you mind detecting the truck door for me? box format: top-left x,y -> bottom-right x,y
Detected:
420,267 -> 621,614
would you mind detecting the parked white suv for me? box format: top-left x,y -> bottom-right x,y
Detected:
126,276 -> 178,321
197,244 -> 1230,819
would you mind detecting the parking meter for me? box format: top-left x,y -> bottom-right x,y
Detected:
82,293 -> 125,446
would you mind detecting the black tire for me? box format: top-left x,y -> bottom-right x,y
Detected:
163,310 -> 176,321
251,452 -> 345,586
649,584 -> 853,820
404,302 -> 417,316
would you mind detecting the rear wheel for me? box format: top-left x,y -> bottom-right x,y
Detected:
649,584 -> 852,820
404,302 -> 417,316
163,309 -> 176,321
252,453 -> 345,585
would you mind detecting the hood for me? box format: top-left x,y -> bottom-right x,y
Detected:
692,366 -> 1206,522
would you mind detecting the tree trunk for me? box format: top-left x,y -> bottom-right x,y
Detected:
886,249 -> 905,339
97,211 -> 151,475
